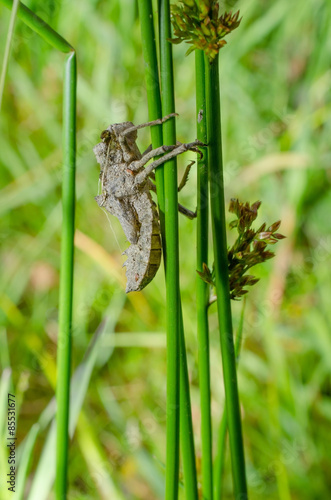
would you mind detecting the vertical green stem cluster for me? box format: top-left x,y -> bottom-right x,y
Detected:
0,3 -> 77,498
205,55 -> 247,499
158,2 -> 180,498
136,0 -> 165,215
55,50 -> 76,499
138,2 -> 198,498
195,50 -> 213,500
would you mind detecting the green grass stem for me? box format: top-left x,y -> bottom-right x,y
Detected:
55,50 -> 76,499
205,55 -> 248,499
158,2 -> 181,498
0,0 -> 19,113
138,2 -> 198,498
136,0 -> 165,216
179,309 -> 199,500
195,49 -> 213,500
214,298 -> 246,499
16,423 -> 40,500
1,5 -> 77,498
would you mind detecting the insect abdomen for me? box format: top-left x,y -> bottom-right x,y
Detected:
124,193 -> 162,293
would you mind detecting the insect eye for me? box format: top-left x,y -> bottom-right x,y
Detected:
100,130 -> 112,143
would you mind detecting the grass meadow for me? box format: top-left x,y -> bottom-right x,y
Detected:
0,0 -> 331,498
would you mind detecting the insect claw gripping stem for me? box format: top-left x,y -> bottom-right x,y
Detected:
178,204 -> 197,219
135,140 -> 206,185
121,112 -> 178,136
132,144 -> 178,170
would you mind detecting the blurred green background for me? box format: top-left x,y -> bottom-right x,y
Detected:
0,0 -> 330,498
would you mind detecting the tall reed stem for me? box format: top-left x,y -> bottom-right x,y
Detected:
55,51 -> 76,499
138,2 -> 198,498
136,0 -> 165,216
195,49 -> 213,500
205,55 -> 248,498
179,311 -> 199,500
158,2 -> 180,498
214,298 -> 246,499
1,4 -> 76,498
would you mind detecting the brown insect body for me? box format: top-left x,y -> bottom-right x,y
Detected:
94,122 -> 162,293
94,115 -> 204,293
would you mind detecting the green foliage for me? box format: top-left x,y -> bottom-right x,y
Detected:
1,0 -> 331,498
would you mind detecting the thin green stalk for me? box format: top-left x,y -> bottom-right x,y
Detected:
136,0 -> 165,218
0,0 -> 73,52
138,2 -> 198,498
1,4 -> 77,498
158,2 -> 180,498
179,309 -> 199,500
215,406 -> 227,499
0,0 -> 19,113
214,298 -> 246,500
16,424 -> 40,500
195,49 -> 213,500
205,55 -> 248,499
56,50 -> 76,499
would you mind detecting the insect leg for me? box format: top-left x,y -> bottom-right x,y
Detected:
135,140 -> 205,184
142,144 -> 153,156
149,181 -> 157,192
121,113 -> 178,137
148,180 -> 196,219
131,144 -> 177,170
178,160 -> 195,192
178,204 -> 197,219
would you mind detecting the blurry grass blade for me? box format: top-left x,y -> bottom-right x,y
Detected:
0,151 -> 62,217
0,204 -> 62,304
98,384 -> 165,498
100,332 -> 166,349
0,0 -> 73,53
237,152 -> 310,185
69,294 -> 126,435
0,328 -> 10,370
236,1 -> 288,58
0,368 -> 12,500
28,299 -> 124,500
0,0 -> 19,112
15,423 -> 40,500
0,367 -> 12,438
75,229 -> 124,286
77,412 -> 125,500
26,420 -> 56,500
75,229 -> 156,325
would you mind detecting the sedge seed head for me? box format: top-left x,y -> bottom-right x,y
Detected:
170,1 -> 242,62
